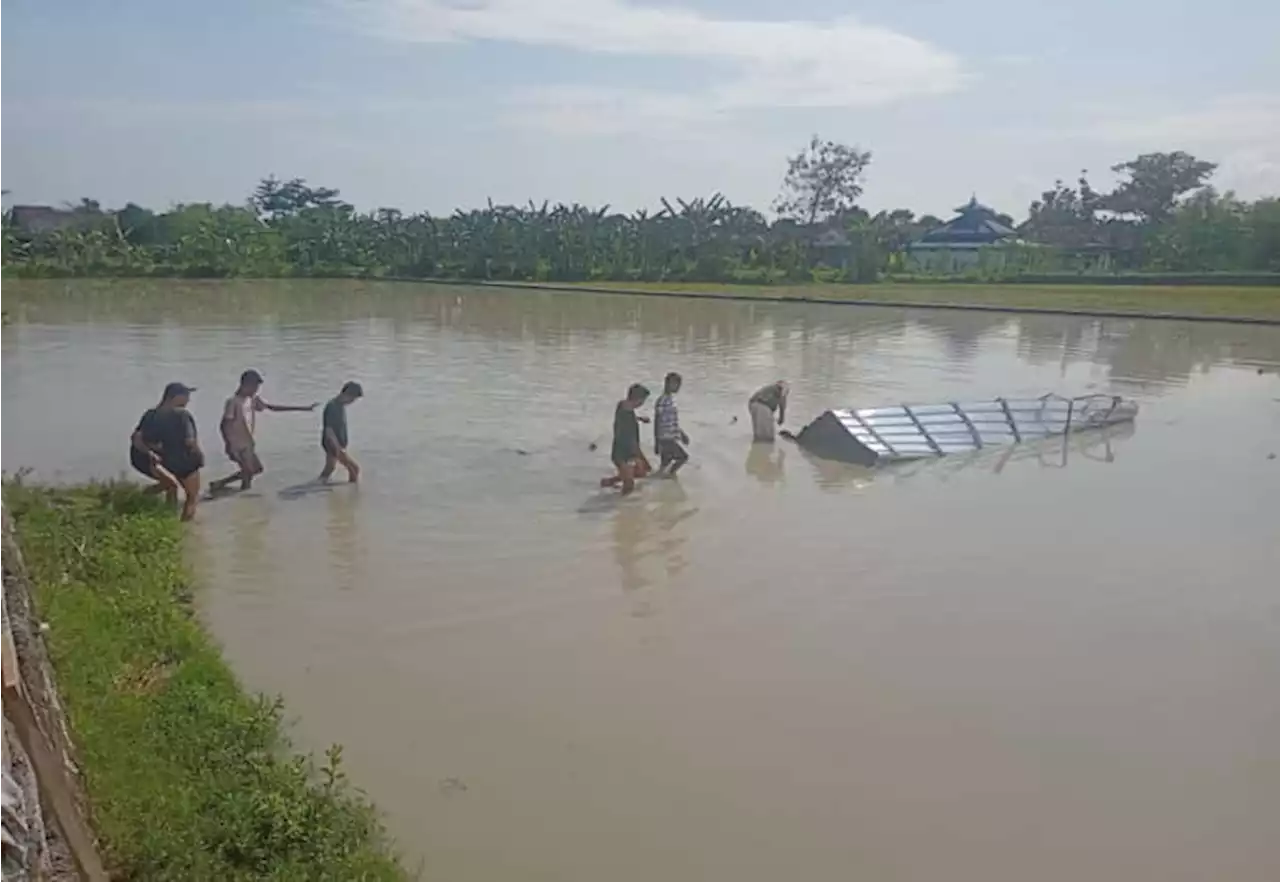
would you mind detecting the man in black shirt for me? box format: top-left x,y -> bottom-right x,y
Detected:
601,383 -> 651,495
130,382 -> 204,520
319,381 -> 364,483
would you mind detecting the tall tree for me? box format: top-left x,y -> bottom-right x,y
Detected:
774,136 -> 872,226
1104,151 -> 1217,224
1022,172 -> 1104,248
252,176 -> 350,220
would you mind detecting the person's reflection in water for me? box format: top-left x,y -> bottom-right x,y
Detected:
745,442 -> 786,484
227,505 -> 271,586
611,500 -> 651,594
651,482 -> 695,582
325,485 -> 366,592
610,483 -> 697,609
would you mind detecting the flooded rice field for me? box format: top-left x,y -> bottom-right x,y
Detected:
4,279 -> 1280,882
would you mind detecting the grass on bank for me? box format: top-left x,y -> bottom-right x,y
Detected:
552,281 -> 1280,320
3,481 -> 408,882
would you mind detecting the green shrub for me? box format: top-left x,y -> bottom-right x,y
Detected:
3,482 -> 408,882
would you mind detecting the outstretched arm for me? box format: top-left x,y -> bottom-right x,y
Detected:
260,399 -> 318,413
182,412 -> 204,459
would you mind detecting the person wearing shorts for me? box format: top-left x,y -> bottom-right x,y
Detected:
319,381 -> 364,483
131,382 -> 204,520
601,383 -> 652,495
209,369 -> 317,492
131,411 -> 180,500
653,371 -> 690,476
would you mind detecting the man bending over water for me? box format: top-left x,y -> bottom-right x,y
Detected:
748,380 -> 788,442
130,382 -> 204,521
210,369 -> 317,492
319,381 -> 364,483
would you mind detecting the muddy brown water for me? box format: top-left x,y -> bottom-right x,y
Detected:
4,280 -> 1280,882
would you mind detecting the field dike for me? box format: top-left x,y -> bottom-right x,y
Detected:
2,482 -> 408,881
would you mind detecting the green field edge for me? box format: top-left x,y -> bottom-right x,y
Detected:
459,280 -> 1280,325
2,481 -> 411,882
5,275 -> 1278,324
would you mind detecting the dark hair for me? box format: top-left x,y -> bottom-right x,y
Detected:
626,383 -> 650,402
240,369 -> 264,386
664,372 -> 682,392
341,381 -> 364,398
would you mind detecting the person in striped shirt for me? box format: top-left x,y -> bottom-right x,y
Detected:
653,372 -> 690,476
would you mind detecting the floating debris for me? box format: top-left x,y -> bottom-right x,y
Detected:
790,394 -> 1139,466
438,777 -> 468,795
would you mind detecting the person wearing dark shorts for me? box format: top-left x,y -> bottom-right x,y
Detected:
601,383 -> 651,495
319,381 -> 363,483
131,382 -> 204,520
653,371 -> 690,476
130,426 -> 177,493
209,369 -> 318,493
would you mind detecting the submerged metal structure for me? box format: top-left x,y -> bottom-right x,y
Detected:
789,394 -> 1139,466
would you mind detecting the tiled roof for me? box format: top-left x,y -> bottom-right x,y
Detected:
911,195 -> 1016,246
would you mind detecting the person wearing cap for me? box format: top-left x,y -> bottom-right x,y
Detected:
748,380 -> 788,442
600,383 -> 652,495
319,381 -> 364,483
130,382 -> 204,520
209,369 -> 318,493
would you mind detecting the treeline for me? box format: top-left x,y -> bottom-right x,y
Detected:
3,141 -> 1278,283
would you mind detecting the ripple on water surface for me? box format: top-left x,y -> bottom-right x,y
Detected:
5,280 -> 1280,882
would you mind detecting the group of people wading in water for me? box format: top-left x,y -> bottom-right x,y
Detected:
131,369 -> 789,518
129,370 -> 364,520
603,376 -> 789,495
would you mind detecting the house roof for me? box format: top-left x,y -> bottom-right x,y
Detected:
811,229 -> 851,248
8,205 -> 82,234
911,195 -> 1016,247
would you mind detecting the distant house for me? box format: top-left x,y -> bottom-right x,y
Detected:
808,228 -> 853,270
906,196 -> 1018,272
7,205 -> 84,235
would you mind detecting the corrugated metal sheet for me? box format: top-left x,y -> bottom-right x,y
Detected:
832,394 -> 1138,462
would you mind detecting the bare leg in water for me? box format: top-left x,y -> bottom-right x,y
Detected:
320,445 -> 361,484
179,471 -> 201,521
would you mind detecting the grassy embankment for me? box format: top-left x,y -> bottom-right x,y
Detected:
549,281 -> 1280,321
4,481 -> 408,882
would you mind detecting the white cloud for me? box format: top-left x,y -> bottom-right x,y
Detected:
1080,94 -> 1280,197
332,0 -> 968,133
1084,94 -> 1280,147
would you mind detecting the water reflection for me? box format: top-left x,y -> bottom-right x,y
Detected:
744,443 -> 787,485
4,279 -> 1279,882
6,280 -> 1277,391
325,486 -> 365,593
609,481 -> 697,598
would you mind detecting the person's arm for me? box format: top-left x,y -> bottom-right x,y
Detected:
131,429 -> 160,460
183,412 -> 203,457
778,389 -> 787,425
672,402 -> 689,444
323,426 -> 342,448
260,398 -> 318,413
219,398 -> 238,439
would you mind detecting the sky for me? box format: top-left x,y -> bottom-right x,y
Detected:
3,0 -> 1279,220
